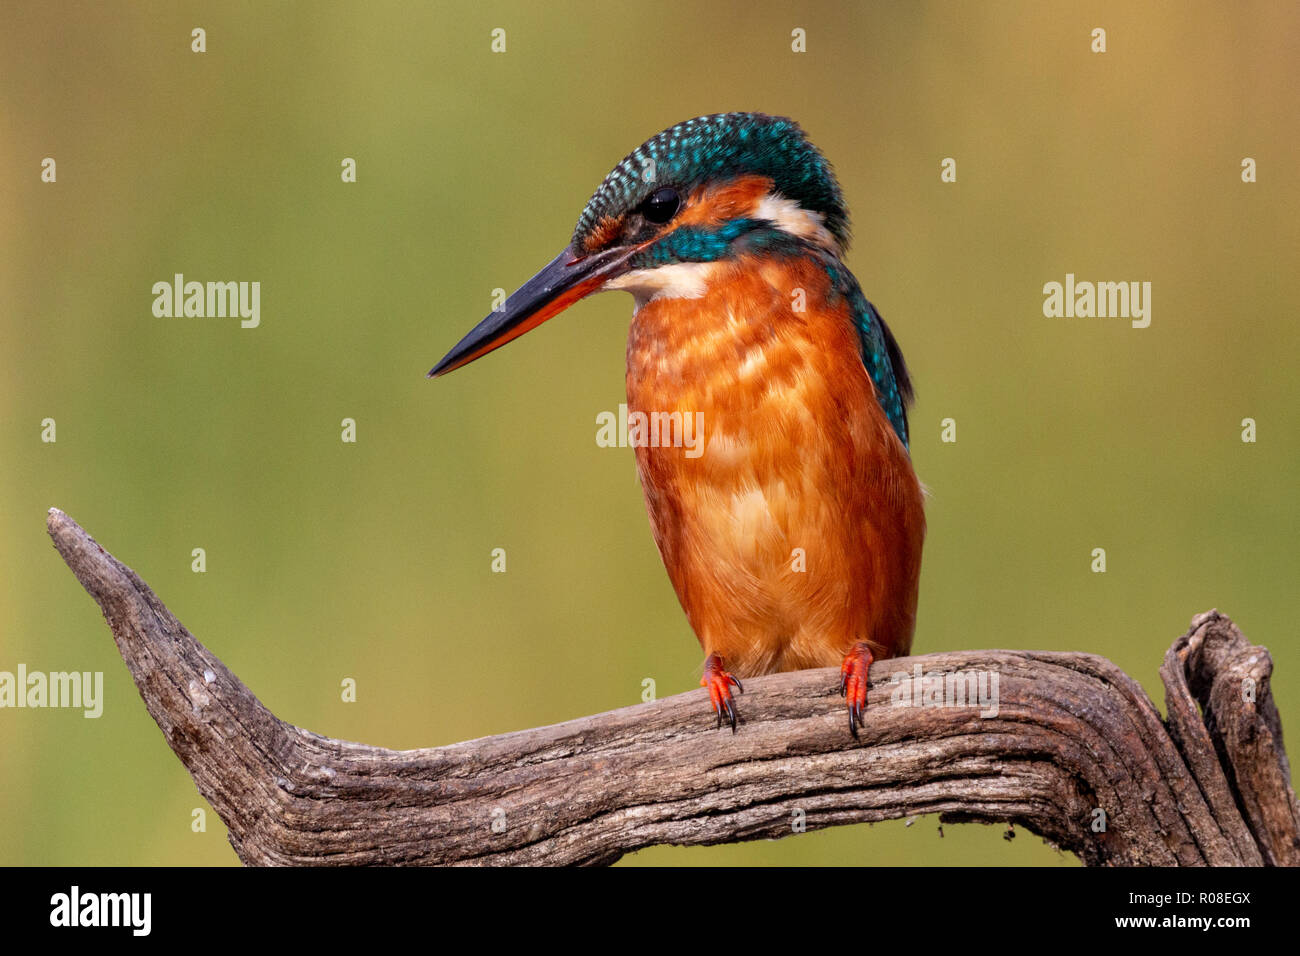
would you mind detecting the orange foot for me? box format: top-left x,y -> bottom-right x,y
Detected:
839,641 -> 875,737
702,653 -> 744,733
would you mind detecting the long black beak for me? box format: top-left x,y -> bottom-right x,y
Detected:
428,243 -> 637,378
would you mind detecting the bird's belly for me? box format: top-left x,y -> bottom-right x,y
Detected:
674,454 -> 857,672
626,303 -> 924,677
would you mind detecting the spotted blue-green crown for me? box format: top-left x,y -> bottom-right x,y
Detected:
573,112 -> 850,249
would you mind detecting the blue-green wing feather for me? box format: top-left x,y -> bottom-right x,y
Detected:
825,261 -> 913,449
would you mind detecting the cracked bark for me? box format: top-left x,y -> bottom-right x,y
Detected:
46,508 -> 1300,866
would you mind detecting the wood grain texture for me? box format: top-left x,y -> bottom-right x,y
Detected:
46,508 -> 1299,866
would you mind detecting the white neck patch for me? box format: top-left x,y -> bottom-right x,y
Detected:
752,193 -> 840,252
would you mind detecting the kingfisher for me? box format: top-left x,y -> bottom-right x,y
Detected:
429,113 -> 925,735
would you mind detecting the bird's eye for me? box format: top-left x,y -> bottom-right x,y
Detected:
641,187 -> 681,224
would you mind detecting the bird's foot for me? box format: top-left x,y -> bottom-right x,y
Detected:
701,653 -> 744,733
839,642 -> 875,737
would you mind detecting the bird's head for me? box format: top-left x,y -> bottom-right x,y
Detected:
428,112 -> 850,377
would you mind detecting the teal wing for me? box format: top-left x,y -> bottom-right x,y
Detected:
824,260 -> 913,449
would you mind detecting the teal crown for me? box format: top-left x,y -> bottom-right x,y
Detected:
572,112 -> 849,249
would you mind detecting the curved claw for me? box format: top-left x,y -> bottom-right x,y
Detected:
839,641 -> 875,738
702,653 -> 743,733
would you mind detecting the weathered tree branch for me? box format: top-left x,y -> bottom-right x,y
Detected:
47,507 -> 1299,866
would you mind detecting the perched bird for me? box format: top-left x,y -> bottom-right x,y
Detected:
430,113 -> 924,735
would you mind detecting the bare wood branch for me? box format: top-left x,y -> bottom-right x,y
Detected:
1163,610 -> 1300,865
46,507 -> 1298,866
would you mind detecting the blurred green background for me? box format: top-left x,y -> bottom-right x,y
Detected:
2,1 -> 1297,866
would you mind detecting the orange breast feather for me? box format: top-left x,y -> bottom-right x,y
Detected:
625,255 -> 925,677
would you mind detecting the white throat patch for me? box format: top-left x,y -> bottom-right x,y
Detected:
602,260 -> 721,311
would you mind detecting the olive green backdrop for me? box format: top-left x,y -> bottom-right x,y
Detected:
2,1 -> 1297,866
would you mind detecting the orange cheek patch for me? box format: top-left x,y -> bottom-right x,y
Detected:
672,175 -> 775,232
